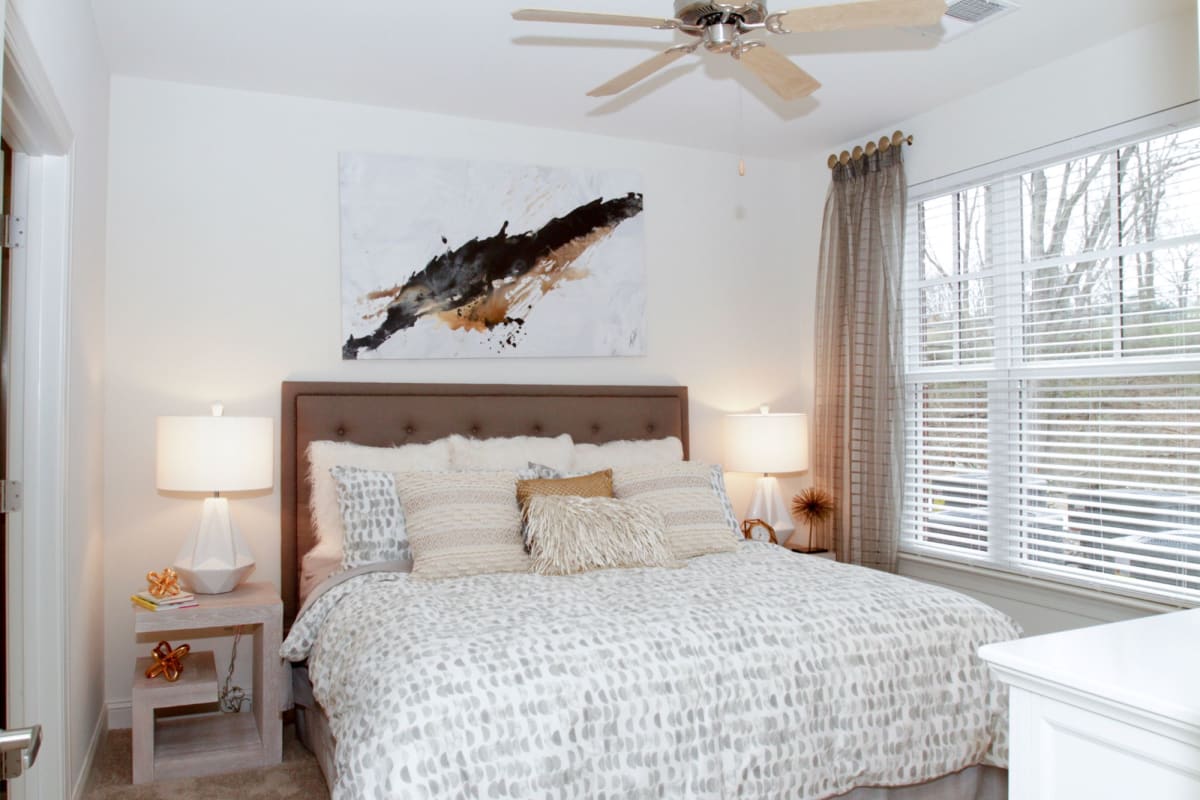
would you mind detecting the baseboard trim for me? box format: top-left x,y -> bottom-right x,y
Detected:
71,708 -> 107,800
107,701 -> 132,731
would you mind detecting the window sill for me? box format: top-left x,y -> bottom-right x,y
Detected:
896,552 -> 1190,632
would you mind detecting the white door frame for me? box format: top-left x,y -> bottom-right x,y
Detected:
3,3 -> 74,799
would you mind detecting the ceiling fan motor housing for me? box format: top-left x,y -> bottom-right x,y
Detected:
704,23 -> 741,51
673,1 -> 769,29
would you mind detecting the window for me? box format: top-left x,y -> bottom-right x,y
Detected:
902,121 -> 1200,604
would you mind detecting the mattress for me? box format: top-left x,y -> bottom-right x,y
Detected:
299,547 -> 343,607
283,543 -> 1019,799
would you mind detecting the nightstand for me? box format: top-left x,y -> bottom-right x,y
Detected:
131,581 -> 283,784
783,543 -> 835,560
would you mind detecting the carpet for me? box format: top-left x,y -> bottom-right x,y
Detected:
82,724 -> 328,799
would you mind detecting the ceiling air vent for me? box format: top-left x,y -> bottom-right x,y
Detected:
945,0 -> 1014,24
930,0 -> 1018,41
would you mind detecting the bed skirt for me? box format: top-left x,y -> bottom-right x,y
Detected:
293,667 -> 1005,800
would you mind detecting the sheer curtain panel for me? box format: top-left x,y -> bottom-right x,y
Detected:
813,148 -> 907,570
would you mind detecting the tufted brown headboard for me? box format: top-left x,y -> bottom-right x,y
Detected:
280,382 -> 689,628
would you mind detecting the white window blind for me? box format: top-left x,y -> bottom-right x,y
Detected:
902,121 -> 1200,605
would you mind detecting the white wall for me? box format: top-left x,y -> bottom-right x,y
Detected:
899,10 -> 1200,187
7,0 -> 110,794
862,9 -> 1200,635
103,76 -> 827,715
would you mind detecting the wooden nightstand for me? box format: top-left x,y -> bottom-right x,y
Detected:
131,581 -> 283,784
783,543 -> 835,560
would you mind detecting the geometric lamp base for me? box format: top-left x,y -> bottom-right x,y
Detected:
174,496 -> 256,595
744,475 -> 796,542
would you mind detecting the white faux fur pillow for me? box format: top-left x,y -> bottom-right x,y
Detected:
307,439 -> 452,551
525,495 -> 678,576
448,433 -> 574,472
571,436 -> 684,472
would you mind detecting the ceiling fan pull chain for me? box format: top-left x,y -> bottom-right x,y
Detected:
737,78 -> 747,177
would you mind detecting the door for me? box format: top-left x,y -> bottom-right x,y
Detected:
1,137 -> 7,797
0,139 -> 39,789
0,8 -> 76,797
0,137 -> 7,797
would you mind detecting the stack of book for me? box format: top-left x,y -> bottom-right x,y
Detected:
130,590 -> 198,612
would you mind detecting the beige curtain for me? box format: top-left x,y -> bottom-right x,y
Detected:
812,148 -> 907,571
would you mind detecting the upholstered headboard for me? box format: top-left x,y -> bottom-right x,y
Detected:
280,382 -> 690,628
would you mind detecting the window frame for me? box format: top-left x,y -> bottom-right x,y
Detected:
901,103 -> 1200,606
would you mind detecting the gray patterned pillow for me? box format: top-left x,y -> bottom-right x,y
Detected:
523,461 -> 567,480
710,465 -> 740,536
330,466 -> 410,569
525,495 -> 677,576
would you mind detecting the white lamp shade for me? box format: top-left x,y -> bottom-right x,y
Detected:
724,410 -> 809,474
156,416 -> 274,492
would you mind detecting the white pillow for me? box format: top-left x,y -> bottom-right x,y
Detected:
307,439 -> 451,551
448,433 -> 574,472
571,436 -> 684,472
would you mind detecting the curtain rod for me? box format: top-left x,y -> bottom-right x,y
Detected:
826,130 -> 914,169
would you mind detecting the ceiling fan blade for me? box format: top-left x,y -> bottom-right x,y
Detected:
512,9 -> 677,29
774,0 -> 945,33
736,44 -> 821,101
587,45 -> 696,97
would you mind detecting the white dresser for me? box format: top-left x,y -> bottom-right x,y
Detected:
979,608 -> 1200,800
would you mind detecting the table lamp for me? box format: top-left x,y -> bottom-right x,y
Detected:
724,406 -> 809,543
156,404 -> 273,594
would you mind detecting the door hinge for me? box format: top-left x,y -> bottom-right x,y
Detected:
0,480 -> 22,513
2,214 -> 25,249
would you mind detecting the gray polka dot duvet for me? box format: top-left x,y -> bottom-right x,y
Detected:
282,543 -> 1020,799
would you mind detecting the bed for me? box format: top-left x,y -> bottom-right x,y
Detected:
279,381 -> 1017,800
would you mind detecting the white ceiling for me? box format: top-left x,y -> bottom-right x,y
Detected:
90,0 -> 1190,160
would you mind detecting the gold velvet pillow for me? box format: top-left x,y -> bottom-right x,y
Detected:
516,469 -> 614,511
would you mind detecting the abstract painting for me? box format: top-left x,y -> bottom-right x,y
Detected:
339,153 -> 646,359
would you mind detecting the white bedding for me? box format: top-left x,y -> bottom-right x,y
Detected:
282,543 -> 1019,800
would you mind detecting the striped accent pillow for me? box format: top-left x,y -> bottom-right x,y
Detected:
394,471 -> 531,580
612,463 -> 741,559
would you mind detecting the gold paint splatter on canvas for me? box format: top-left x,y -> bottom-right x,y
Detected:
436,225 -> 614,332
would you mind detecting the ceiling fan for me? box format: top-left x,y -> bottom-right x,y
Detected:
512,0 -> 946,100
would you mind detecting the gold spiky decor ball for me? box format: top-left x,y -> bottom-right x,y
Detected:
791,487 -> 836,551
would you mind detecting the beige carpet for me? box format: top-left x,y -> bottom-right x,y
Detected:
82,724 -> 328,800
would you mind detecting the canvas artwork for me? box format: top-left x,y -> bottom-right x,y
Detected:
339,153 -> 647,359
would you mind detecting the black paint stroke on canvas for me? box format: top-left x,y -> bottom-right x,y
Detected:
343,192 -> 644,359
